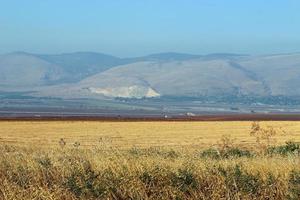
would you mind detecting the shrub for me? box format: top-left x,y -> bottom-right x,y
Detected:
64,160 -> 107,198
11,166 -> 32,189
267,141 -> 300,156
35,156 -> 55,187
200,148 -> 220,159
128,147 -> 179,159
139,166 -> 174,198
222,148 -> 253,158
288,170 -> 300,200
139,166 -> 170,187
163,149 -> 179,159
219,164 -> 262,197
171,168 -> 198,193
128,147 -> 141,156
65,172 -> 83,197
200,147 -> 252,159
36,156 -> 52,169
250,122 -> 280,153
218,135 -> 236,152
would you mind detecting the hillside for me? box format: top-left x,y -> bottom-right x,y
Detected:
0,52 -> 65,87
38,53 -> 300,100
2,52 -> 300,103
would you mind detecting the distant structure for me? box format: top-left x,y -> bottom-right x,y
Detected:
186,112 -> 196,117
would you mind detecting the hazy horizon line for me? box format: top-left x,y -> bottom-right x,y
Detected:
2,50 -> 300,59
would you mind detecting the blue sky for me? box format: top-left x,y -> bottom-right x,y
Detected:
0,0 -> 299,57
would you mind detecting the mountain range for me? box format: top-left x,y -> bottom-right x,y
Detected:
1,51 -> 300,102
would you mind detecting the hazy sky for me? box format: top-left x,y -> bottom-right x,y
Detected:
0,0 -> 300,57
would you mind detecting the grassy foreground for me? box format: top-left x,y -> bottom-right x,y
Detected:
0,143 -> 300,199
0,121 -> 300,199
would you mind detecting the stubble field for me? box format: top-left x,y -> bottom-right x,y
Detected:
1,121 -> 300,149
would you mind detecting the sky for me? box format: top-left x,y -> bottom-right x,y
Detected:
0,0 -> 300,57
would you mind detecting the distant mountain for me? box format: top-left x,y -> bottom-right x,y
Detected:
0,52 -> 65,87
238,54 -> 300,96
73,59 -> 267,98
202,53 -> 248,60
38,52 -> 124,82
2,51 -> 300,103
0,51 -> 204,87
125,52 -> 202,62
0,52 -> 126,87
38,53 -> 300,99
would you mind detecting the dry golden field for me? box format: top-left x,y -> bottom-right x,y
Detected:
0,121 -> 300,149
1,121 -> 300,199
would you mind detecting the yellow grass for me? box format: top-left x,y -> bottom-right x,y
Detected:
0,121 -> 300,149
1,121 -> 300,199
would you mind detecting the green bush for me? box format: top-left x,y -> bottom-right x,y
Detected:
200,148 -> 220,159
36,156 -> 52,169
222,148 -> 253,158
11,165 -> 32,189
36,156 -> 56,188
200,147 -> 252,159
171,168 -> 198,193
139,166 -> 170,187
128,147 -> 179,159
139,166 -> 175,198
288,170 -> 300,200
219,165 -> 261,197
268,141 -> 300,156
64,160 -> 106,198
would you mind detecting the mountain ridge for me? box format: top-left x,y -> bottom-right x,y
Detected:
1,51 -> 300,102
